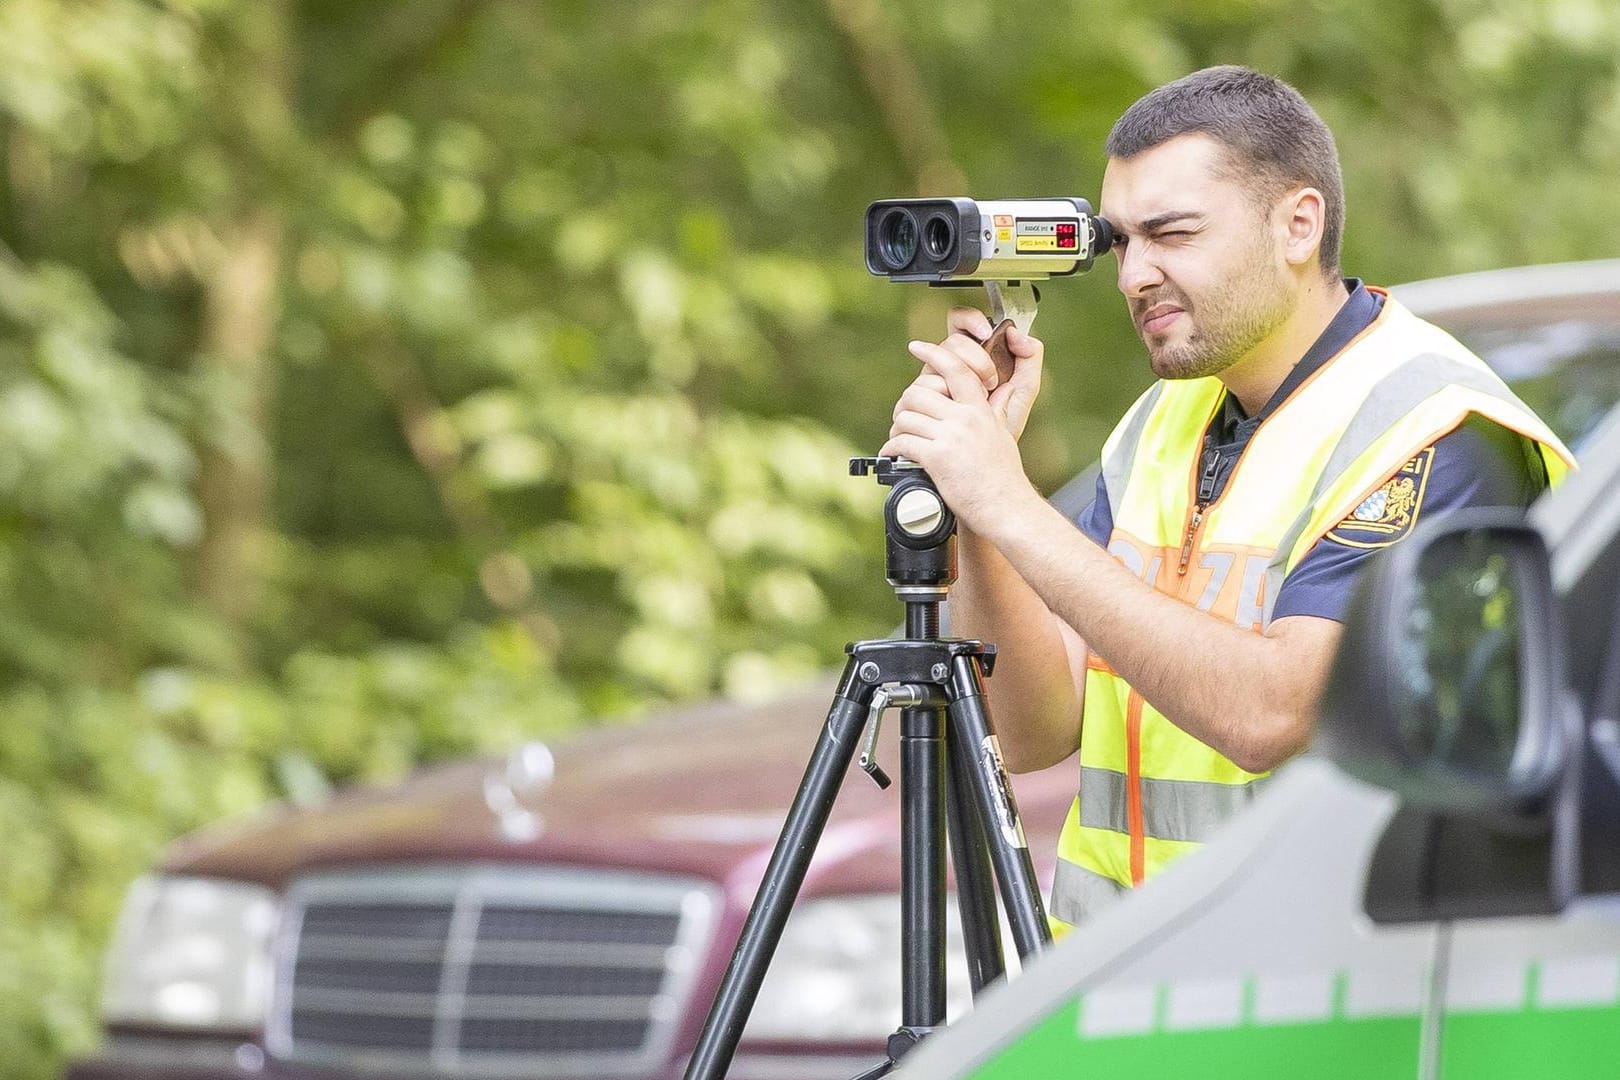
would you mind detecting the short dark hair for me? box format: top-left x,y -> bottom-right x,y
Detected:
1106,66 -> 1345,276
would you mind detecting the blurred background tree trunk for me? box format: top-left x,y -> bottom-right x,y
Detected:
191,0 -> 293,666
194,208 -> 283,661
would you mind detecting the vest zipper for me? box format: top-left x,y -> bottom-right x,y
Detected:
1178,448 -> 1221,575
1129,404 -> 1220,887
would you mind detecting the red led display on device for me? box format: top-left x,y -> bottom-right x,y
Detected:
1055,221 -> 1078,250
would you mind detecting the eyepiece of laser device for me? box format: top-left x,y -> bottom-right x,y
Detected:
865,197 -> 1114,283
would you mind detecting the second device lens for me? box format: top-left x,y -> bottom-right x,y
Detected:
878,209 -> 919,271
923,215 -> 954,260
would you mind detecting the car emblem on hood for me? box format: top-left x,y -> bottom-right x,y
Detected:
483,741 -> 555,842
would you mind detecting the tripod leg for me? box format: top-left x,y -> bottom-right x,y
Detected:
849,1059 -> 895,1080
683,660 -> 877,1080
946,731 -> 1007,994
900,702 -> 947,1028
946,654 -> 1053,959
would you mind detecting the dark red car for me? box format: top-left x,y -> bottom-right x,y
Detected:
71,687 -> 1077,1080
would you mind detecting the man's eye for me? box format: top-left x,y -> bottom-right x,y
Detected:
1155,230 -> 1191,240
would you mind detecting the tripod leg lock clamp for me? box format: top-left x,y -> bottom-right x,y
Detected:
858,687 -> 896,789
858,684 -> 941,789
840,639 -> 998,689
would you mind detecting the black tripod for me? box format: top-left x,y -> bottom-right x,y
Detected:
683,457 -> 1052,1080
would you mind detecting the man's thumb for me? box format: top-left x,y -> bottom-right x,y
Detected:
1007,325 -> 1041,358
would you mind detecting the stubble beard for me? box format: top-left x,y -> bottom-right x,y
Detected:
1141,245 -> 1295,381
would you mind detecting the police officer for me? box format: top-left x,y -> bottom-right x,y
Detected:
879,66 -> 1574,932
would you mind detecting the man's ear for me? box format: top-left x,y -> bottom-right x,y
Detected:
1279,186 -> 1326,270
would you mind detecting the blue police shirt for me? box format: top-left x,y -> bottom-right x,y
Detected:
1074,280 -> 1547,623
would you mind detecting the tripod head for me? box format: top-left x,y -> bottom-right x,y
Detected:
850,456 -> 956,606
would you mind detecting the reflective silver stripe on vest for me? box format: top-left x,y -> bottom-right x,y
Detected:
1077,766 -> 1263,844
1101,383 -> 1166,517
1261,354 -> 1531,626
1050,858 -> 1129,926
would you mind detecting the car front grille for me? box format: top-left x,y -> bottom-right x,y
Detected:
269,866 -> 719,1077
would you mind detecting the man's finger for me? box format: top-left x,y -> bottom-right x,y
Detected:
985,325 -> 1044,441
900,371 -> 949,400
879,432 -> 929,462
892,383 -> 953,423
908,340 -> 987,404
1002,326 -> 1043,391
1006,324 -> 1043,359
889,409 -> 943,442
940,332 -> 1000,391
946,307 -> 995,341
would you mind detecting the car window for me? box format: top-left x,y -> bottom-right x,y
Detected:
1449,318 -> 1620,452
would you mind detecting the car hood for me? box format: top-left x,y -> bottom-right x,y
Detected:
162,683 -> 1075,898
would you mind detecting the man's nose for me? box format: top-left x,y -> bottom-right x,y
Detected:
1116,241 -> 1163,298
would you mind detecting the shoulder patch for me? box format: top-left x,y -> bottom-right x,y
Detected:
1325,447 -> 1434,549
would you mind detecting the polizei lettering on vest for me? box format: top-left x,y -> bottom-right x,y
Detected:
1107,532 -> 1271,630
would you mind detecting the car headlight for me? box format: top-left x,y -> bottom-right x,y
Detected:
742,894 -> 1014,1041
101,875 -> 279,1030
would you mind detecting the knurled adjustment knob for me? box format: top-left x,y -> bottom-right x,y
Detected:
894,487 -> 945,539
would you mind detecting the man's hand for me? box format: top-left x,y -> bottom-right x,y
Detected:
893,308 -> 1046,440
880,328 -> 1045,534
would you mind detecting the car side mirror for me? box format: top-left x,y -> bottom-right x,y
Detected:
1319,509 -> 1564,812
1316,508 -> 1578,921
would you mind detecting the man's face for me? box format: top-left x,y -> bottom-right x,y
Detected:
1100,133 -> 1295,380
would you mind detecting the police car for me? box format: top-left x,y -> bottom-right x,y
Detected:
894,259 -> 1620,1078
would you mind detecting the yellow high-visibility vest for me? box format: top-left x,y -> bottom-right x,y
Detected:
1049,292 -> 1575,930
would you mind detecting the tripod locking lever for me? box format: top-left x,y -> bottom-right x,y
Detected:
858,684 -> 929,789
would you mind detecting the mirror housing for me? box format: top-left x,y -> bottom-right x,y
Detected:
1318,508 -> 1565,814
1315,508 -> 1578,922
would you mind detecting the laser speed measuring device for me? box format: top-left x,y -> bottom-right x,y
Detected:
864,197 -> 1115,384
864,197 -> 1114,283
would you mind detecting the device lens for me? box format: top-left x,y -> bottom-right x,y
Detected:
878,209 -> 919,271
922,215 -> 953,261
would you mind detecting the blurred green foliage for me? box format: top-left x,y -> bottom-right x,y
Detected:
1,0 -> 1619,1075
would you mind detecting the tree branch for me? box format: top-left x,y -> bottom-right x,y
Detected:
357,333 -> 561,653
821,0 -> 967,192
318,0 -> 487,140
